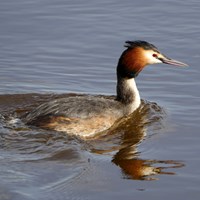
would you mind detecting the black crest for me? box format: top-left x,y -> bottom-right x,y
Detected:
124,40 -> 160,53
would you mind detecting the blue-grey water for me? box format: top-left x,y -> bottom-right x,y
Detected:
0,0 -> 200,199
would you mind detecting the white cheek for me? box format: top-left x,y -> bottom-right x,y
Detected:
145,51 -> 162,64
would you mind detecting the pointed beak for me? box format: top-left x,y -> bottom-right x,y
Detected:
159,55 -> 188,67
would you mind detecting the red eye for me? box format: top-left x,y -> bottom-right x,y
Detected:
153,54 -> 157,57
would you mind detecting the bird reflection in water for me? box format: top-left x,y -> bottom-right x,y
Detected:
89,100 -> 184,180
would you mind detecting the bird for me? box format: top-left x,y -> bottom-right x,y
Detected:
24,40 -> 188,138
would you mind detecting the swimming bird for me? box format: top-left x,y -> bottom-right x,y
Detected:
24,41 -> 188,138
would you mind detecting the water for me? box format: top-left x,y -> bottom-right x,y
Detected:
0,0 -> 200,199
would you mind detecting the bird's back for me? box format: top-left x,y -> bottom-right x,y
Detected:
24,96 -> 125,138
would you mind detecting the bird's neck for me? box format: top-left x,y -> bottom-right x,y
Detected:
116,75 -> 141,113
115,48 -> 146,113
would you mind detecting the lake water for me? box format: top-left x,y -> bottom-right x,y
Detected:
0,0 -> 200,199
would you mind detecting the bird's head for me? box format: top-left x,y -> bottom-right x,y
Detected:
117,40 -> 188,78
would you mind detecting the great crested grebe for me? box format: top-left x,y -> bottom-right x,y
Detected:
24,41 -> 188,138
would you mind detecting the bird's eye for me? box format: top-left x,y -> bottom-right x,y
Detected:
152,54 -> 158,58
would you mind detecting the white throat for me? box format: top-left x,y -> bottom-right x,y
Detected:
117,77 -> 141,114
126,78 -> 141,111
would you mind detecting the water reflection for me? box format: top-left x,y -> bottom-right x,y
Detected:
113,152 -> 184,180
